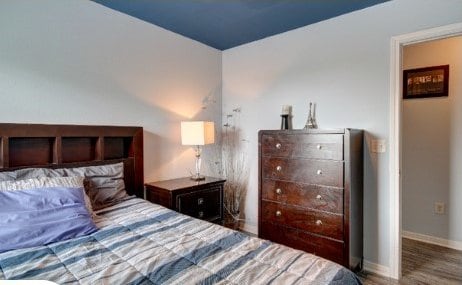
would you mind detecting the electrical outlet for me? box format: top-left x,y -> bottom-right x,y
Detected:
434,202 -> 445,215
371,139 -> 386,153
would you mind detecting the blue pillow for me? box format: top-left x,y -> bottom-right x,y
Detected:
0,186 -> 98,253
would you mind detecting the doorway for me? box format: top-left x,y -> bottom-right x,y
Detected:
400,36 -> 462,283
389,23 -> 462,280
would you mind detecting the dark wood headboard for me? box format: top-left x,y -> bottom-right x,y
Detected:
0,123 -> 144,198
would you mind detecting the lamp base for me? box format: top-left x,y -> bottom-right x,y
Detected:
190,174 -> 206,181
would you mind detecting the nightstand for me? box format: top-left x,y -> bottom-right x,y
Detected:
145,176 -> 226,224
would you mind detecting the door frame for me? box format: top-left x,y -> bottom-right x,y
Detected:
389,22 -> 462,280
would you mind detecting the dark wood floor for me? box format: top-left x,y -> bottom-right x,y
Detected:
359,238 -> 462,285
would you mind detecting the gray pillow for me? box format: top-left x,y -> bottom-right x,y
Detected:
0,171 -> 16,181
0,162 -> 127,210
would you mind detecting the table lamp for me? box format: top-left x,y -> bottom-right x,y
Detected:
181,121 -> 215,180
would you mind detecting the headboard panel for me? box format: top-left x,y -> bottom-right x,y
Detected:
0,123 -> 144,198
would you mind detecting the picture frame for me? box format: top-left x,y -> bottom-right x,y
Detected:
403,65 -> 449,99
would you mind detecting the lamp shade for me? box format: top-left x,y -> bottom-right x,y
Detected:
181,121 -> 215,146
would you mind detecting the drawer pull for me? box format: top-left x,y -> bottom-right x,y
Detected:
276,166 -> 282,172
276,143 -> 282,149
316,194 -> 322,200
197,198 -> 204,205
275,210 -> 282,217
317,169 -> 322,175
198,211 -> 204,218
275,188 -> 282,195
317,144 -> 322,150
316,219 -> 323,226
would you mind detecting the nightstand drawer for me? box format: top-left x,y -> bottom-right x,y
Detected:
177,187 -> 222,222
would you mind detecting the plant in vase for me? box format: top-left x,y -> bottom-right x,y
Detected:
208,107 -> 249,229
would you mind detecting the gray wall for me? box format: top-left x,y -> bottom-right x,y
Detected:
0,0 -> 222,182
403,36 -> 462,242
222,0 -> 462,270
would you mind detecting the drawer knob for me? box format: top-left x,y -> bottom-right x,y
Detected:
198,211 -> 204,218
316,194 -> 322,200
275,210 -> 282,217
275,188 -> 282,195
276,165 -> 282,172
317,169 -> 322,175
316,219 -> 323,226
197,198 -> 204,205
276,143 -> 282,149
317,144 -> 322,150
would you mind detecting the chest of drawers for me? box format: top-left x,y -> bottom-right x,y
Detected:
258,129 -> 363,270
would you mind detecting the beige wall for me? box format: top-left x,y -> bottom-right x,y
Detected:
0,0 -> 222,182
403,36 -> 462,242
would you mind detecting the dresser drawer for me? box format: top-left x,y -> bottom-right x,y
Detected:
262,179 -> 343,214
261,134 -> 343,160
261,200 -> 343,240
260,221 -> 344,265
262,157 -> 343,187
177,187 -> 221,221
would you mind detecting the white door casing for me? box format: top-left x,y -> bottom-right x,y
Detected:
389,22 -> 462,280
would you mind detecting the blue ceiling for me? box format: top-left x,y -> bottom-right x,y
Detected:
93,0 -> 389,50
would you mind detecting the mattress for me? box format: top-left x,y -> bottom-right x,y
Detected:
0,197 -> 361,284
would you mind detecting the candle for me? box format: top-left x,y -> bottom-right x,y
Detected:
281,105 -> 292,115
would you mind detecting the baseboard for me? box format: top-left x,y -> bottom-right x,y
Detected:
363,260 -> 390,278
239,222 -> 258,235
402,231 -> 462,251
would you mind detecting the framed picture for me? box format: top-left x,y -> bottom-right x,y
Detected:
403,65 -> 449,99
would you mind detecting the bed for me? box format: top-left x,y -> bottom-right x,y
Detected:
0,123 -> 361,284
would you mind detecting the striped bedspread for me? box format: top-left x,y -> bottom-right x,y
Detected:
0,197 -> 361,284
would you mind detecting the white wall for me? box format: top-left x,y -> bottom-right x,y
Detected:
0,0 -> 222,182
222,0 -> 462,271
403,37 -> 462,242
